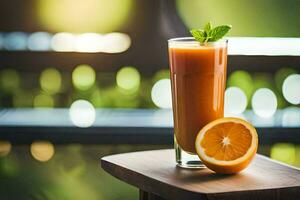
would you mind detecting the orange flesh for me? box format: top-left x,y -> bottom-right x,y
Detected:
200,122 -> 252,161
169,45 -> 227,153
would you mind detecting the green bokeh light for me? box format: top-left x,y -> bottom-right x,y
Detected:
227,70 -> 253,100
72,64 -> 96,91
270,143 -> 296,165
253,73 -> 274,90
275,68 -> 297,93
13,90 -> 35,107
33,94 -> 55,108
40,68 -> 62,94
36,0 -> 133,33
0,69 -> 20,93
152,69 -> 170,83
116,66 -> 140,92
176,0 -> 300,37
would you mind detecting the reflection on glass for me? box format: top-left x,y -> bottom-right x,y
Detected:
224,87 -> 247,116
69,100 -> 96,127
151,79 -> 172,109
251,88 -> 277,118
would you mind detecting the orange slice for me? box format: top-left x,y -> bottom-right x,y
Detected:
195,117 -> 258,174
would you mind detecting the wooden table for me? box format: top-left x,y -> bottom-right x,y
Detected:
101,149 -> 300,200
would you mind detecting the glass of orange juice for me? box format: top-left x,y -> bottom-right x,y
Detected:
168,37 -> 228,168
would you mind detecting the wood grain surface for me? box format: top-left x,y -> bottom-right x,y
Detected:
101,149 -> 300,200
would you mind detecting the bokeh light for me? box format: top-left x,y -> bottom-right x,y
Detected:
282,107 -> 300,127
36,0 -> 133,33
151,79 -> 172,109
33,94 -> 55,108
0,69 -> 20,93
27,32 -> 52,51
116,66 -> 140,91
224,87 -> 247,116
51,32 -> 75,52
0,141 -> 12,157
275,68 -> 297,92
101,33 -> 131,53
153,69 -> 170,82
253,73 -> 273,90
13,90 -> 34,107
72,64 -> 96,91
75,33 -> 103,53
3,32 -> 27,50
282,74 -> 300,105
251,88 -> 277,118
69,100 -> 96,127
30,141 -> 55,162
227,70 -> 253,100
40,68 -> 62,94
0,33 -> 3,49
271,143 -> 295,165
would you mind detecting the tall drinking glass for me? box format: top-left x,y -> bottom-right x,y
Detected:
168,38 -> 228,168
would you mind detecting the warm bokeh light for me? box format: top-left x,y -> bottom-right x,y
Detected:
271,143 -> 295,165
30,141 -> 55,162
33,94 -> 55,108
151,79 -> 172,109
224,87 -> 247,116
51,32 -> 76,52
69,100 -> 96,127
27,32 -> 52,51
282,74 -> 300,105
228,70 -> 253,100
251,88 -> 277,118
3,32 -> 27,50
101,33 -> 131,53
75,33 -> 103,53
116,66 -> 140,91
72,64 -> 96,91
282,107 -> 300,127
36,0 -> 133,33
0,141 -> 12,157
0,69 -> 20,93
40,68 -> 62,94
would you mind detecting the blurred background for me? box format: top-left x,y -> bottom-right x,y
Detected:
0,0 -> 300,199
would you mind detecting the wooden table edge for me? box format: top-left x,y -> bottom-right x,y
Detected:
100,150 -> 300,200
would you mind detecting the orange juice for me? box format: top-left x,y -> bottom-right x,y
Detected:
169,39 -> 227,154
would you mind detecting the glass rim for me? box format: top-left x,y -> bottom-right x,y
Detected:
168,37 -> 227,48
168,37 -> 228,44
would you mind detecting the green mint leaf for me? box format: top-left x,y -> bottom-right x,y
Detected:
209,25 -> 232,41
190,29 -> 206,43
190,23 -> 232,44
204,22 -> 212,33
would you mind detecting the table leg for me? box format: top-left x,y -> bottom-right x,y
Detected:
139,189 -> 166,200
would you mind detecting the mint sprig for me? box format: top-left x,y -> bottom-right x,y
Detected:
190,22 -> 232,44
